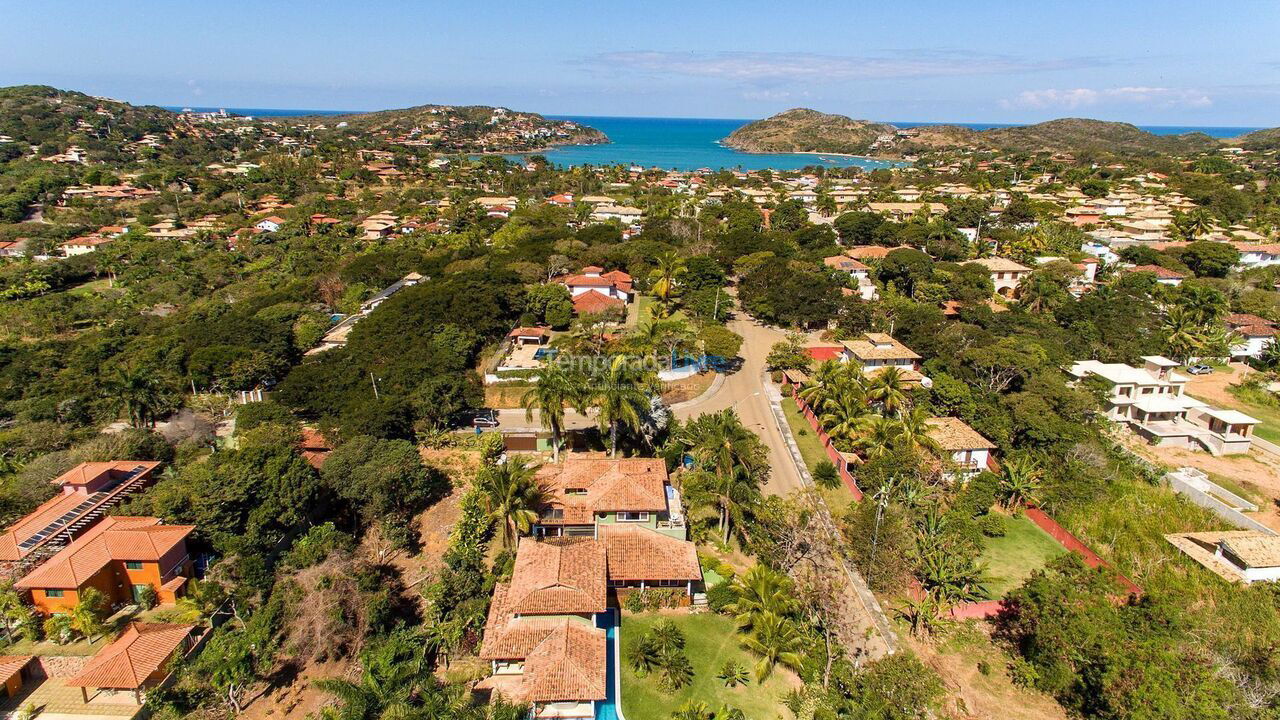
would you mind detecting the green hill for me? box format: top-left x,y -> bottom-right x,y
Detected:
309,104 -> 607,151
0,85 -> 178,147
721,108 -> 896,155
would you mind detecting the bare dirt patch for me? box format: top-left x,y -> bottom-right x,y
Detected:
905,629 -> 1068,720
660,371 -> 716,404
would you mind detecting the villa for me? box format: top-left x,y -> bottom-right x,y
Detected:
926,417 -> 997,481
15,516 -> 195,616
532,458 -> 685,539
838,333 -> 930,386
1224,313 -> 1276,361
823,256 -> 878,300
1068,356 -> 1258,455
558,266 -> 632,316
966,257 -> 1031,298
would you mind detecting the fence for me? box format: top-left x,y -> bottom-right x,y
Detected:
1024,507 -> 1143,596
1165,467 -> 1276,535
782,379 -> 864,501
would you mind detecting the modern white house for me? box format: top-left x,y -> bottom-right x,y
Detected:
1068,356 -> 1258,455
254,216 -> 285,233
839,333 -> 930,386
823,256 -> 878,301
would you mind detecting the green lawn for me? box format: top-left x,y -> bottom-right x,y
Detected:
620,612 -> 796,720
979,513 -> 1067,599
635,295 -> 686,327
780,397 -> 856,510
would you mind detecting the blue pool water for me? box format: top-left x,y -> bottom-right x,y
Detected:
596,610 -> 620,720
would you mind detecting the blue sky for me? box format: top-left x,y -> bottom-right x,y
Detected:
1,0 -> 1277,125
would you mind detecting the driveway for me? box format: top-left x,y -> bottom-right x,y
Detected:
672,315 -> 805,496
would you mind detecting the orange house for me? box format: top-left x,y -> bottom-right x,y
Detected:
14,517 -> 194,616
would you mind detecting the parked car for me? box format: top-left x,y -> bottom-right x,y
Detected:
471,409 -> 500,428
1186,364 -> 1214,375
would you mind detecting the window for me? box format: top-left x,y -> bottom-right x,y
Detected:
540,508 -> 563,520
45,589 -> 63,598
617,512 -> 649,522
656,579 -> 684,587
564,488 -> 588,496
125,561 -> 144,570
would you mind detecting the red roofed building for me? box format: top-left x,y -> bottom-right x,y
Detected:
571,290 -> 625,316
1127,264 -> 1185,286
15,517 -> 194,616
1226,314 -> 1278,361
0,461 -> 161,567
805,346 -> 845,362
65,622 -> 197,703
558,267 -> 632,306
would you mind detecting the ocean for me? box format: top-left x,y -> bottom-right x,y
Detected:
168,107 -> 1264,172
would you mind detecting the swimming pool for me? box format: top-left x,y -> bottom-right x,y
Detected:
595,609 -> 620,720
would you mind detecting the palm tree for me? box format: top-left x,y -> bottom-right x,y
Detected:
725,564 -> 795,630
648,251 -> 687,317
1179,284 -> 1227,326
741,612 -> 805,681
853,415 -> 900,461
1163,305 -> 1202,364
1183,209 -> 1214,239
866,367 -> 910,416
917,551 -> 988,604
69,588 -> 107,641
677,410 -> 766,542
998,455 -> 1043,509
521,364 -> 584,462
316,633 -> 431,720
590,355 -> 655,456
671,701 -> 715,720
105,366 -> 171,428
819,384 -> 872,443
797,359 -> 843,411
476,457 -> 547,549
894,406 -> 942,456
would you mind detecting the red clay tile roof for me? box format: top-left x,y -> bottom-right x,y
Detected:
65,623 -> 194,690
508,326 -> 548,338
925,417 -> 996,451
0,462 -> 160,562
0,656 -> 32,685
1129,264 -> 1185,279
15,517 -> 193,591
572,290 -> 625,315
505,537 -> 607,615
599,525 -> 701,582
846,246 -> 893,259
536,458 -> 668,525
476,618 -> 606,703
824,256 -> 869,271
1225,313 -> 1274,328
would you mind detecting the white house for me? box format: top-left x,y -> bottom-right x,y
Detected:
1233,243 -> 1280,269
1225,314 -> 1276,361
926,417 -> 996,482
966,257 -> 1031,298
559,267 -> 632,303
823,256 -> 878,301
1216,533 -> 1280,583
839,333 -> 928,386
589,205 -> 643,223
255,216 -> 285,233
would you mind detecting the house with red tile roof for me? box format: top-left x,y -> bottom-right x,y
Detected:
1126,264 -> 1185,286
1225,313 -> 1277,361
15,517 -> 194,616
558,267 -> 632,305
533,458 -> 685,540
475,527 -> 700,718
65,622 -> 197,704
0,461 -> 161,569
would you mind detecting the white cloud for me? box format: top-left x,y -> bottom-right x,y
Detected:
1002,86 -> 1211,110
590,50 -> 1103,84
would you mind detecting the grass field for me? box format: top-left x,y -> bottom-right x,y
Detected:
780,397 -> 856,511
620,612 -> 796,720
979,513 -> 1067,599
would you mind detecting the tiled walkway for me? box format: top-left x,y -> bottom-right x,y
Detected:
0,677 -> 140,719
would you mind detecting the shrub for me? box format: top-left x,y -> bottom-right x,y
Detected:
813,460 -> 840,490
718,660 -> 750,687
706,582 -> 738,613
135,585 -> 157,610
978,513 -> 1006,538
657,648 -> 694,692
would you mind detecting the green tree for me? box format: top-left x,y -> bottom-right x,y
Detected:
476,456 -> 546,550
105,366 -> 174,428
590,355 -> 656,456
522,363 -> 585,462
741,611 -> 805,681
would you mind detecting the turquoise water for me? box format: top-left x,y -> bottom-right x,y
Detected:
168,107 -> 1264,171
596,610 -> 619,720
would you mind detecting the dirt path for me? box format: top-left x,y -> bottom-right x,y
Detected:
1184,362 -> 1255,406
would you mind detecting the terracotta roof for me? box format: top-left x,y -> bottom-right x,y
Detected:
0,656 -> 32,685
926,417 -> 996,451
1225,313 -> 1274,328
846,246 -> 893,259
823,256 -> 869,272
1129,264 -> 1185,279
508,326 -> 548,337
572,290 -> 625,315
840,333 -> 921,362
536,458 -> 668,525
1220,533 -> 1280,568
0,462 -> 160,562
477,618 -> 606,703
968,257 -> 1031,273
65,623 -> 194,690
505,537 -> 607,615
15,517 -> 193,591
599,525 -> 701,582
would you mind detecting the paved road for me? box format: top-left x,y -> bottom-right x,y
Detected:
671,315 -> 805,496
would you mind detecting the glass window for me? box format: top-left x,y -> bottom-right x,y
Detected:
45,589 -> 63,598
617,512 -> 649,522
125,561 -> 144,570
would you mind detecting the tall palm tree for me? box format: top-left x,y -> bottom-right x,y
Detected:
866,367 -> 910,416
105,366 -> 171,428
521,364 -> 584,462
1162,305 -> 1202,364
741,612 -> 805,681
819,384 -> 872,442
590,355 -> 655,457
317,633 -> 431,720
853,415 -> 900,461
677,410 -> 766,542
894,406 -> 942,456
648,251 -> 687,318
1179,284 -> 1227,326
1183,209 -> 1214,239
476,457 -> 547,549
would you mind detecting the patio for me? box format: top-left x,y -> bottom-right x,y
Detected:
0,675 -> 141,720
